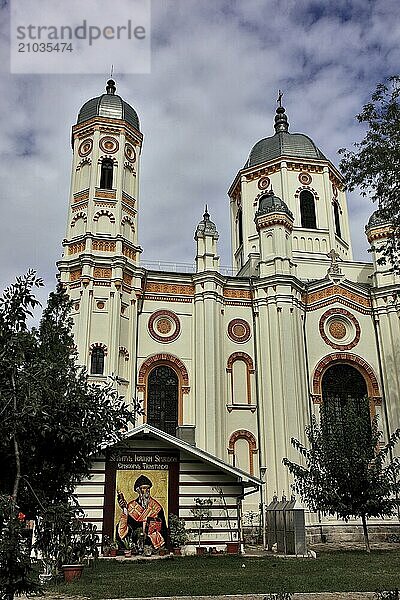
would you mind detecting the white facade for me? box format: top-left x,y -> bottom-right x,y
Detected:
58,82 -> 400,539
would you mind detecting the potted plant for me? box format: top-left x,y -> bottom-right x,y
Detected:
58,517 -> 99,582
102,534 -> 111,557
168,513 -> 189,555
190,498 -> 213,555
34,502 -> 98,582
122,537 -> 135,558
109,540 -> 118,557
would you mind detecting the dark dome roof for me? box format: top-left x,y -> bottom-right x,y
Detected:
255,190 -> 293,219
366,209 -> 392,230
245,104 -> 326,168
77,80 -> 140,131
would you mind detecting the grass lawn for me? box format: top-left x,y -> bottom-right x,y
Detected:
48,550 -> 400,598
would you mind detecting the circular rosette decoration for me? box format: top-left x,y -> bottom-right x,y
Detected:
227,319 -> 251,343
298,172 -> 312,185
78,138 -> 93,157
319,308 -> 360,350
148,310 -> 181,343
99,136 -> 119,154
124,142 -> 136,162
258,176 -> 270,190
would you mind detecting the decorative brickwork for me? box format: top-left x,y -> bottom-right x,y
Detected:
319,308 -> 361,350
228,430 -> 257,475
145,282 -> 195,296
148,310 -> 181,343
312,353 -> 381,403
227,319 -> 251,343
138,354 -> 189,394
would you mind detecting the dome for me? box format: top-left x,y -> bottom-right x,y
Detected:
366,209 -> 392,230
245,105 -> 326,168
77,80 -> 140,131
255,189 -> 293,219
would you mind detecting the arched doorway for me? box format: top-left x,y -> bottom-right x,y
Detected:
147,366 -> 179,436
321,363 -> 370,430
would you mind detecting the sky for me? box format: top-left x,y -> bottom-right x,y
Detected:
0,0 -> 399,307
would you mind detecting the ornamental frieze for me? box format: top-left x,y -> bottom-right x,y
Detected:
95,189 -> 117,199
122,245 -> 136,260
245,163 -> 280,182
72,202 -> 88,212
73,190 -> 89,202
68,242 -> 85,255
70,269 -> 82,281
122,205 -> 136,217
122,192 -> 136,207
303,285 -> 371,311
366,225 -> 393,242
92,240 -> 116,252
145,282 -> 195,296
93,267 -> 112,279
223,289 -> 252,300
286,162 -> 324,173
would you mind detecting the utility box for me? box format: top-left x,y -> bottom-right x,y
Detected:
266,495 -> 306,555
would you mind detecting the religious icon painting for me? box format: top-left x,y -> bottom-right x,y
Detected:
103,449 -> 179,551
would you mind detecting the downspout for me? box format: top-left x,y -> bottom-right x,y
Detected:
249,276 -> 267,549
369,286 -> 400,521
132,268 -> 147,426
302,284 -> 323,540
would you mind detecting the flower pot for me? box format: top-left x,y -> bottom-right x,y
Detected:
196,546 -> 206,556
61,564 -> 84,582
124,549 -> 132,558
102,547 -> 110,557
173,547 -> 182,555
226,542 -> 240,555
109,548 -> 118,557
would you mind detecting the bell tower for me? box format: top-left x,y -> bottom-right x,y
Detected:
57,80 -> 143,402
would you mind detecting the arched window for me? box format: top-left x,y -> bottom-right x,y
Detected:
90,347 -> 105,375
237,208 -> 243,246
333,202 -> 341,238
147,366 -> 179,436
321,364 -> 370,433
228,430 -> 257,475
100,158 -> 114,190
300,190 -> 317,229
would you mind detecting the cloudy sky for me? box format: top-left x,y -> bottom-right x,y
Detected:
0,0 -> 399,306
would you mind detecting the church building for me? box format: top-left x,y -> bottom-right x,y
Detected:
57,80 -> 400,547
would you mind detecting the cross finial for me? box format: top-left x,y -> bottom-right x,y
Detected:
327,248 -> 339,265
110,64 -> 114,78
277,90 -> 284,108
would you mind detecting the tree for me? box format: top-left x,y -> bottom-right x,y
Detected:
0,275 -> 133,511
0,272 -> 133,598
283,402 -> 400,553
339,75 -> 400,272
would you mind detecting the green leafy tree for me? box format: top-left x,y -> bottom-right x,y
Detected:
339,75 -> 400,271
283,402 -> 400,553
0,272 -> 133,598
0,276 -> 133,511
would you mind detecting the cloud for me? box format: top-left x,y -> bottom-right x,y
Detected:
0,0 -> 399,294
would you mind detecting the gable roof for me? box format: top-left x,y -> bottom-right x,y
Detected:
105,423 -> 262,489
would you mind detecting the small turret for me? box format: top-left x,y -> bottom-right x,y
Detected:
194,206 -> 220,272
254,190 -> 294,277
365,209 -> 398,286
